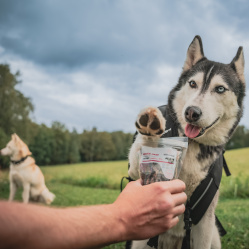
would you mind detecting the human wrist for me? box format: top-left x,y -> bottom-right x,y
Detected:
61,204 -> 127,249
108,202 -> 130,243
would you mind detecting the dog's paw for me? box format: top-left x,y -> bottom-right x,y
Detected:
135,106 -> 166,136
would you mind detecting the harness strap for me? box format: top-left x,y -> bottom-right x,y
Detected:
222,154 -> 231,176
188,155 -> 223,225
181,202 -> 192,249
147,235 -> 159,248
125,240 -> 132,249
215,215 -> 227,237
120,175 -> 135,192
158,105 -> 179,138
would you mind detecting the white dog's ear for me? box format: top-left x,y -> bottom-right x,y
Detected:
12,134 -> 32,158
20,144 -> 32,158
18,139 -> 32,158
12,133 -> 21,143
183,35 -> 205,72
231,47 -> 245,83
12,133 -> 17,142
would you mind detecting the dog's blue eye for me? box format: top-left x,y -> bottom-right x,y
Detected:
189,81 -> 197,88
215,86 -> 226,94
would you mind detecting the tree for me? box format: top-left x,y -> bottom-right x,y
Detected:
80,128 -> 116,162
67,129 -> 81,164
111,131 -> 133,160
29,124 -> 54,165
0,64 -> 34,140
50,121 -> 70,165
0,127 -> 10,169
94,132 -> 116,161
80,128 -> 97,162
226,125 -> 249,150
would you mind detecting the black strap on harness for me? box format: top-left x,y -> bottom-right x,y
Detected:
181,202 -> 192,249
222,152 -> 231,176
120,176 -> 135,192
123,105 -> 230,249
180,155 -> 224,249
147,235 -> 159,248
158,105 -> 179,138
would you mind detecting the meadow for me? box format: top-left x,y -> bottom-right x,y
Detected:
0,147 -> 249,249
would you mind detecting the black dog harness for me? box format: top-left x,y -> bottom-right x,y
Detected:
122,105 -> 230,249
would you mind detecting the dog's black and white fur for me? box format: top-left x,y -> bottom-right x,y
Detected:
128,36 -> 246,249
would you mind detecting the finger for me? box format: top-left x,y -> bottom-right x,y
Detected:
151,213 -> 180,230
126,180 -> 142,188
133,179 -> 142,186
172,204 -> 185,217
165,179 -> 186,194
169,216 -> 180,228
154,216 -> 180,230
171,192 -> 187,206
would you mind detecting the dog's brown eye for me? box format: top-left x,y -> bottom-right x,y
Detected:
189,80 -> 197,88
215,86 -> 226,94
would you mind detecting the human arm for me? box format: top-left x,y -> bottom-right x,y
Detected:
0,179 -> 186,249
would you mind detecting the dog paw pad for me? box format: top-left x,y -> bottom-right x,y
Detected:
135,107 -> 166,136
150,117 -> 160,130
139,114 -> 149,127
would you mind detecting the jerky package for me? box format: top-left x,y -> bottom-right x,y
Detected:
138,137 -> 188,185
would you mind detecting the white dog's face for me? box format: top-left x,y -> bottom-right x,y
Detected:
0,134 -> 32,159
173,71 -> 240,145
1,140 -> 16,156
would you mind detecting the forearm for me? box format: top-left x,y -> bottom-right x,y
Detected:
0,201 -> 123,249
0,180 -> 187,249
60,204 -> 124,249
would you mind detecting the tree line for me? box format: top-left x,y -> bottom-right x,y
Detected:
0,63 -> 248,168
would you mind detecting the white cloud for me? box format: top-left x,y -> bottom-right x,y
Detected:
144,64 -> 181,99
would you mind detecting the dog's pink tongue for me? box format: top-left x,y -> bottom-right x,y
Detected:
185,124 -> 201,138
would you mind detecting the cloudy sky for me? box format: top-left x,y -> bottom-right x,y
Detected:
0,0 -> 248,133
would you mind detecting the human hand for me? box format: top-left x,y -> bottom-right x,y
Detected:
113,179 -> 187,241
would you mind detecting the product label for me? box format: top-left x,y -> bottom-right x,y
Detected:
140,146 -> 177,180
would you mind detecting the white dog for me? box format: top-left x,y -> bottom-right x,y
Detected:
0,133 -> 55,204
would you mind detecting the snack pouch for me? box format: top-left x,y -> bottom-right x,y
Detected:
138,137 -> 188,185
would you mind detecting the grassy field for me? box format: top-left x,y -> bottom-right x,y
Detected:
0,148 -> 249,248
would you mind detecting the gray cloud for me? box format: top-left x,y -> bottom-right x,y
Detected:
0,1 -> 175,67
2,0 -> 248,67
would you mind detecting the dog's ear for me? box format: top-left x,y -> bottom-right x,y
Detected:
20,145 -> 32,157
19,141 -> 32,158
12,133 -> 22,143
230,47 -> 245,83
12,133 -> 18,142
183,35 -> 205,72
13,134 -> 32,158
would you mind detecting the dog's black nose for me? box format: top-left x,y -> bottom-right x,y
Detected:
185,106 -> 202,122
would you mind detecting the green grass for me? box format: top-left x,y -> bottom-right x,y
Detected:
0,148 -> 249,248
216,198 -> 249,249
220,147 -> 249,198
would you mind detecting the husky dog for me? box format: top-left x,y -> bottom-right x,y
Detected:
128,36 -> 246,249
0,133 -> 55,204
